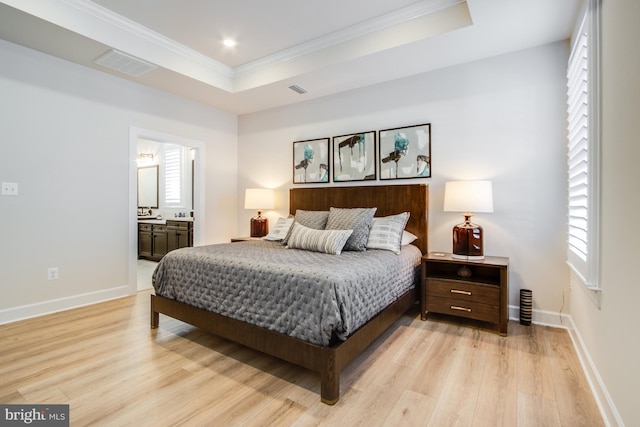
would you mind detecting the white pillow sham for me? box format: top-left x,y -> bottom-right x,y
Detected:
402,230 -> 418,246
286,222 -> 353,255
263,217 -> 294,241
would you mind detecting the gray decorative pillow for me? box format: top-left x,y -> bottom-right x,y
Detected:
367,212 -> 410,254
286,223 -> 353,255
325,207 -> 377,251
282,210 -> 330,245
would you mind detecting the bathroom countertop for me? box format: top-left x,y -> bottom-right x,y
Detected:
137,217 -> 193,224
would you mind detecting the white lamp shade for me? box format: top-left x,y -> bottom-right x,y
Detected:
244,188 -> 275,210
443,181 -> 494,213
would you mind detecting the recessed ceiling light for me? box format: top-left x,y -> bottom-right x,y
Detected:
222,39 -> 237,47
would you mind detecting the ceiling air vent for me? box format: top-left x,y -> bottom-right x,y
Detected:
93,49 -> 157,77
288,84 -> 308,94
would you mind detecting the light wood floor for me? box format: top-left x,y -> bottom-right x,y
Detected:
0,291 -> 603,426
137,259 -> 157,291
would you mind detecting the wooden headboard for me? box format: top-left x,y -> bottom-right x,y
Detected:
290,184 -> 428,254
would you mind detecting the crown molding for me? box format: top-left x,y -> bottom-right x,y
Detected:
233,0 -> 466,77
61,0 -> 234,78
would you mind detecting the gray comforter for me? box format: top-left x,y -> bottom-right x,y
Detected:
153,240 -> 421,346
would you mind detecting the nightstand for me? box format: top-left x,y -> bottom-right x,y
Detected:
421,252 -> 509,336
230,237 -> 262,242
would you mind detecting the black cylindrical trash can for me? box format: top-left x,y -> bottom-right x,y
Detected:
520,289 -> 532,325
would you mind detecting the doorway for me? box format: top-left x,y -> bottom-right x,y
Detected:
128,127 -> 206,294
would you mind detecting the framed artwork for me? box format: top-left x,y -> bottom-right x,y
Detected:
293,138 -> 330,184
379,123 -> 431,180
332,131 -> 377,182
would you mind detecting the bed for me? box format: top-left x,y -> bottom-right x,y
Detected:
150,184 -> 429,404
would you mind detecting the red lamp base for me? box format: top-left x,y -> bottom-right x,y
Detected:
250,212 -> 268,238
452,214 -> 484,260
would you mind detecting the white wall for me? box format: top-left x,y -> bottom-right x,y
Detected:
238,42 -> 569,315
569,1 -> 640,425
0,39 -> 238,322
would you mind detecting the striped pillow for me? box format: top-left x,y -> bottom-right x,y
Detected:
282,210 -> 330,245
287,223 -> 353,255
366,212 -> 410,254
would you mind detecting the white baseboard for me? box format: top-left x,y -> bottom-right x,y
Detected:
0,286 -> 131,325
509,305 -> 623,427
508,304 -> 572,328
565,316 -> 625,427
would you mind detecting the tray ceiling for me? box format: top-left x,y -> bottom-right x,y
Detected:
0,0 -> 581,114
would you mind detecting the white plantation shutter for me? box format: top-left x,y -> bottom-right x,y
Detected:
567,31 -> 589,271
566,0 -> 600,290
164,145 -> 182,206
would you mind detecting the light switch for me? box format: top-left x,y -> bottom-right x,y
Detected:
1,182 -> 18,196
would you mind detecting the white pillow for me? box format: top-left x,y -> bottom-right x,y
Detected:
402,230 -> 418,246
287,223 -> 353,255
366,212 -> 410,254
263,217 -> 294,241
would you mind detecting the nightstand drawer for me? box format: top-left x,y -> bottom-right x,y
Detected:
425,295 -> 500,324
425,278 -> 500,306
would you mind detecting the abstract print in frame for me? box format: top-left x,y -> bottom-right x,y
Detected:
332,131 -> 376,182
379,123 -> 431,180
293,138 -> 330,184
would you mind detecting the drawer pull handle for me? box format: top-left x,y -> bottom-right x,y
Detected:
451,305 -> 471,312
451,289 -> 472,296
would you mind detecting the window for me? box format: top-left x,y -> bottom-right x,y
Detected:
566,0 -> 600,290
164,144 -> 183,206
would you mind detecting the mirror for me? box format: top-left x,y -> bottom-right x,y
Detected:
138,165 -> 158,208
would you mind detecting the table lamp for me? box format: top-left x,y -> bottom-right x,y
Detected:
443,181 -> 493,260
244,188 -> 275,237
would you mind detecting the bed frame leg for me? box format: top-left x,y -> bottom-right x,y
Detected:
320,377 -> 339,405
320,356 -> 339,405
150,296 -> 159,329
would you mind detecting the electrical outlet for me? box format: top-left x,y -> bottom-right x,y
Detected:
48,267 -> 59,280
1,182 -> 18,196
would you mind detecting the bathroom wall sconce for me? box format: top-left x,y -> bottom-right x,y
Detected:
137,153 -> 155,167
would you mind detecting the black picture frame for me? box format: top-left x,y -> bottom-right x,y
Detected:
332,131 -> 377,182
378,123 -> 431,180
293,138 -> 330,184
